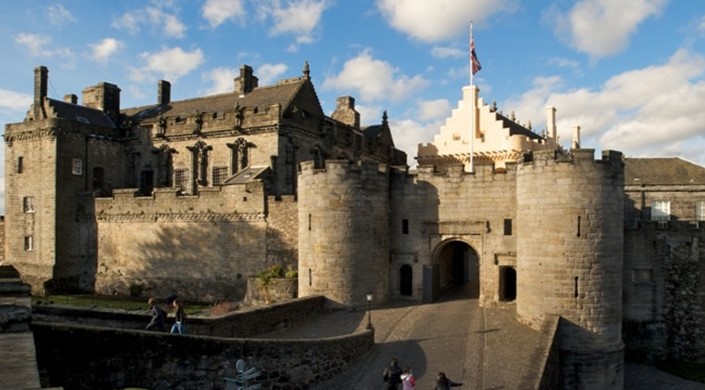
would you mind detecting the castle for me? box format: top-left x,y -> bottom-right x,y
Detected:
4,64 -> 705,389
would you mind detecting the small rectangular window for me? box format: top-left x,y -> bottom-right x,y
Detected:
696,201 -> 705,221
212,166 -> 228,186
24,236 -> 33,251
174,169 -> 187,192
503,219 -> 512,236
402,219 -> 409,234
17,156 -> 24,173
72,158 -> 83,175
651,201 -> 670,221
23,196 -> 34,213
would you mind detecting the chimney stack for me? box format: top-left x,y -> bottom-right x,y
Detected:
33,66 -> 48,119
331,96 -> 360,128
64,94 -> 78,104
234,65 -> 258,97
82,82 -> 121,125
572,125 -> 581,149
158,80 -> 171,105
546,106 -> 556,139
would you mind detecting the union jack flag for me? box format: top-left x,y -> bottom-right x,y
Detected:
471,37 -> 482,75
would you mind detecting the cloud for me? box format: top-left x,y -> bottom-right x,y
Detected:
389,118 -> 442,166
256,63 -> 288,85
113,3 -> 186,38
202,0 -> 246,28
203,67 -> 238,95
89,38 -> 125,63
376,0 -> 515,42
503,49 -> 705,164
0,89 -> 32,111
431,46 -> 465,59
15,33 -> 72,58
547,0 -> 668,59
265,0 -> 329,46
417,99 -> 452,121
322,50 -> 429,103
130,47 -> 204,83
46,4 -> 77,26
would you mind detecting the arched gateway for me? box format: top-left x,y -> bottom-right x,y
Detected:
424,239 -> 479,302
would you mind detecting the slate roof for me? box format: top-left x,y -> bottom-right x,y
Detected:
624,157 -> 705,186
47,98 -> 116,128
123,78 -> 306,122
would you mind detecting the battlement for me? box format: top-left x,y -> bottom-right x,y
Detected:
520,148 -> 624,172
299,159 -> 389,176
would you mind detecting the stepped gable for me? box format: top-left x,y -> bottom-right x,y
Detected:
42,97 -> 116,128
625,157 -> 705,185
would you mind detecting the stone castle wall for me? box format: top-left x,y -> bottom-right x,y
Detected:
390,163 -> 518,305
297,160 -> 390,307
516,149 -> 625,389
93,183 -> 270,302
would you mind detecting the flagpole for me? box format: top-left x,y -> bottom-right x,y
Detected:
469,22 -> 475,173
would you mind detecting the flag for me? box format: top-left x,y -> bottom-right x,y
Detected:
471,37 -> 482,75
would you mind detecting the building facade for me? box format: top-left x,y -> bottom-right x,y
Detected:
4,64 -> 705,389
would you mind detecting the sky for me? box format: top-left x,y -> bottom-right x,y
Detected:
1,0 -> 705,214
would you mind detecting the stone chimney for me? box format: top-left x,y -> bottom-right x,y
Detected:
158,80 -> 171,105
234,65 -> 258,97
82,82 -> 121,125
546,106 -> 556,139
572,125 -> 581,149
63,94 -> 78,104
33,66 -> 48,119
331,96 -> 360,128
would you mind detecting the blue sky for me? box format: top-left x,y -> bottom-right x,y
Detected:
1,0 -> 705,214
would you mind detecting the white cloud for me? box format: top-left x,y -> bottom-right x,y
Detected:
504,49 -> 705,164
202,0 -> 246,28
322,50 -> 429,103
46,4 -> 77,26
203,67 -> 238,95
256,63 -> 288,85
130,47 -> 204,83
15,33 -> 72,58
89,38 -> 125,63
389,118 -> 442,166
431,46 -> 465,59
0,89 -> 32,111
376,0 -> 515,42
548,0 -> 668,59
267,0 -> 329,45
546,57 -> 581,70
417,99 -> 452,121
113,4 -> 186,38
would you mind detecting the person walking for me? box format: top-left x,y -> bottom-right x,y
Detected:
401,366 -> 416,390
170,299 -> 187,334
434,371 -> 462,390
145,297 -> 166,331
382,358 -> 403,390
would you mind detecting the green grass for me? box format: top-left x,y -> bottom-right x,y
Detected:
32,295 -> 209,315
658,358 -> 705,383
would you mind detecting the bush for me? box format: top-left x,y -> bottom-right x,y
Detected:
129,283 -> 144,297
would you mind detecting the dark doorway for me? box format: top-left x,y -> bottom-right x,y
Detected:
139,170 -> 154,195
499,266 -> 516,301
434,241 -> 479,299
400,265 -> 413,296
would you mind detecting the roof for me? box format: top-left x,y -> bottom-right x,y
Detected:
123,78 -> 306,122
222,166 -> 269,185
495,112 -> 542,140
48,98 -> 116,128
624,157 -> 705,185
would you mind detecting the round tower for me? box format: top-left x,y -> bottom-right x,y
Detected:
516,149 -> 625,389
297,160 -> 390,308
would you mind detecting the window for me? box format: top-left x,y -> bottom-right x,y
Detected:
17,156 -> 23,173
23,196 -> 34,213
651,201 -> 670,221
697,201 -> 705,221
24,236 -> 33,251
212,166 -> 228,185
72,158 -> 83,175
402,219 -> 409,234
503,219 -> 512,236
174,169 -> 187,192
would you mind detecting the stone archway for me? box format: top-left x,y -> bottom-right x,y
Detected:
433,240 -> 479,299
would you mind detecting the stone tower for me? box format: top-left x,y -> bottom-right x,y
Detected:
297,160 -> 390,308
516,149 -> 625,389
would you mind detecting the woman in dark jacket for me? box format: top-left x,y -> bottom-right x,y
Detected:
435,372 -> 462,390
170,299 -> 187,334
